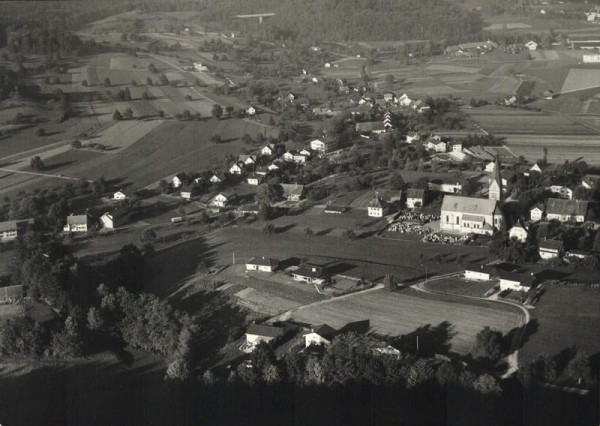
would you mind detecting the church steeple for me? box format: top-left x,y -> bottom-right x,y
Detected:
489,155 -> 503,201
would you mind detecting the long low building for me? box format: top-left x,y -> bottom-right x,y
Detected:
0,218 -> 34,243
440,195 -> 503,236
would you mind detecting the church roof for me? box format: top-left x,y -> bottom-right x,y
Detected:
441,195 -> 499,216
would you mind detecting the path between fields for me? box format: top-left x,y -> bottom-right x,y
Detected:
413,274 -> 530,378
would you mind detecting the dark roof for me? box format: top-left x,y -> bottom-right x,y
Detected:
546,198 -> 588,217
281,183 -> 305,197
246,323 -> 285,338
539,239 -> 563,250
238,203 -> 260,213
407,188 -> 425,199
293,264 -> 324,279
105,206 -> 129,219
355,121 -> 386,133
311,324 -> 336,338
465,263 -> 495,274
66,214 -> 88,225
369,198 -> 383,208
247,256 -> 278,268
0,218 -> 33,233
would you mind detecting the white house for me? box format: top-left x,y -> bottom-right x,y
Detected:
261,144 -> 275,156
383,92 -> 395,103
525,40 -> 538,51
100,207 -> 129,229
406,131 -> 421,144
406,188 -> 425,209
485,161 -> 496,173
247,173 -> 263,186
292,262 -> 327,283
440,195 -> 503,236
267,163 -> 281,172
545,199 -> 588,222
280,184 -> 305,202
238,154 -> 257,166
547,185 -> 573,200
324,62 -> 331,68
209,173 -> 224,184
426,140 -> 448,153
113,190 -> 128,201
499,271 -> 534,292
304,324 -> 336,348
538,239 -> 563,260
428,179 -> 462,194
172,174 -> 186,188
229,163 -> 243,175
509,224 -> 528,242
530,204 -> 544,221
530,163 -> 543,173
368,197 -> 384,218
63,215 -> 89,233
246,106 -> 256,116
210,191 -> 235,208
398,93 -> 412,107
0,219 -> 33,243
246,257 -> 278,272
193,62 -> 208,72
465,264 -> 494,281
179,184 -> 196,200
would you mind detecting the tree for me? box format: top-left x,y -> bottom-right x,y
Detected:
159,73 -> 169,86
140,228 -> 157,248
383,273 -> 396,291
212,104 -> 223,119
104,77 -> 111,87
71,140 -> 82,149
30,156 -> 44,171
520,353 -> 557,386
146,77 -> 153,86
113,109 -> 122,121
388,171 -> 405,190
304,227 -> 314,239
472,373 -> 502,395
158,110 -> 165,119
262,224 -> 275,234
471,326 -> 504,362
255,183 -> 280,204
35,128 -> 45,137
565,351 -> 592,385
210,134 -> 222,144
123,108 -> 133,119
343,229 -> 357,240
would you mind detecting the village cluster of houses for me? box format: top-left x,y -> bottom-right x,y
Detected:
444,40 -> 539,58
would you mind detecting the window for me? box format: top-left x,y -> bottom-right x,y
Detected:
456,216 -> 460,225
446,215 -> 449,223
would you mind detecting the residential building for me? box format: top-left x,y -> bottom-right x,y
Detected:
426,140 -> 447,153
538,239 -> 563,260
100,207 -> 129,229
398,93 -> 412,107
304,324 -> 336,348
0,284 -> 23,304
63,215 -> 89,233
464,264 -> 494,281
530,163 -> 543,173
280,184 -> 305,201
582,174 -> 600,189
292,262 -> 327,283
440,195 -> 503,236
383,92 -> 395,103
172,174 -> 187,188
261,144 -> 275,156
229,163 -> 243,175
180,184 -> 196,199
428,178 -> 462,194
566,249 -> 592,259
237,204 -> 261,215
324,205 -> 346,214
525,40 -> 538,51
406,188 -> 425,209
368,197 -> 384,218
267,163 -> 281,172
247,173 -> 263,186
355,121 -> 387,135
209,173 -> 225,184
246,106 -> 256,116
406,131 -> 421,144
0,219 -> 34,243
238,154 -> 257,166
530,203 -> 545,221
509,224 -> 528,242
244,323 -> 285,352
310,138 -> 337,153
547,185 -> 573,200
246,257 -> 278,272
499,271 -> 534,292
113,190 -> 128,201
210,190 -> 236,208
545,199 -> 588,222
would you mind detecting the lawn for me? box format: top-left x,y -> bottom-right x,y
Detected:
275,288 -> 523,355
424,277 -> 498,298
520,285 -> 600,361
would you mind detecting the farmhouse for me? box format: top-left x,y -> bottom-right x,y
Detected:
63,215 -> 89,233
100,207 -> 129,229
246,257 -> 279,272
209,173 -> 225,183
406,131 -> 421,143
113,190 -> 128,200
0,218 -> 34,243
545,199 -> 588,222
398,93 -> 412,107
304,324 -> 337,348
246,106 -> 256,116
172,174 -> 187,188
406,188 -> 425,209
530,203 -> 545,221
179,184 -> 196,199
368,197 -> 384,218
440,195 -> 503,236
538,239 -> 563,260
246,173 -> 264,186
280,184 -> 305,201
547,185 -> 573,200
292,262 -> 327,283
0,284 -> 23,304
244,323 -> 285,352
238,154 -> 257,165
509,224 -> 528,242
499,271 -> 534,292
465,264 -> 495,281
193,62 -> 208,71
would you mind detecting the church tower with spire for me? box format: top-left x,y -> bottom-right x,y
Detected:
488,156 -> 503,201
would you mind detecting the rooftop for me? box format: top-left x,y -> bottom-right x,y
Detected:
246,323 -> 285,338
441,195 -> 499,216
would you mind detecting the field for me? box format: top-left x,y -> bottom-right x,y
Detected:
275,288 -> 523,355
520,285 -> 600,361
424,277 -> 498,298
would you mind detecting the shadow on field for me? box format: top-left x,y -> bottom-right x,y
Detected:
44,161 -> 75,171
395,320 -> 456,357
505,318 -> 539,353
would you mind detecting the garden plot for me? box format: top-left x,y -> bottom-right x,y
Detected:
130,100 -> 159,117
234,287 -> 301,316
